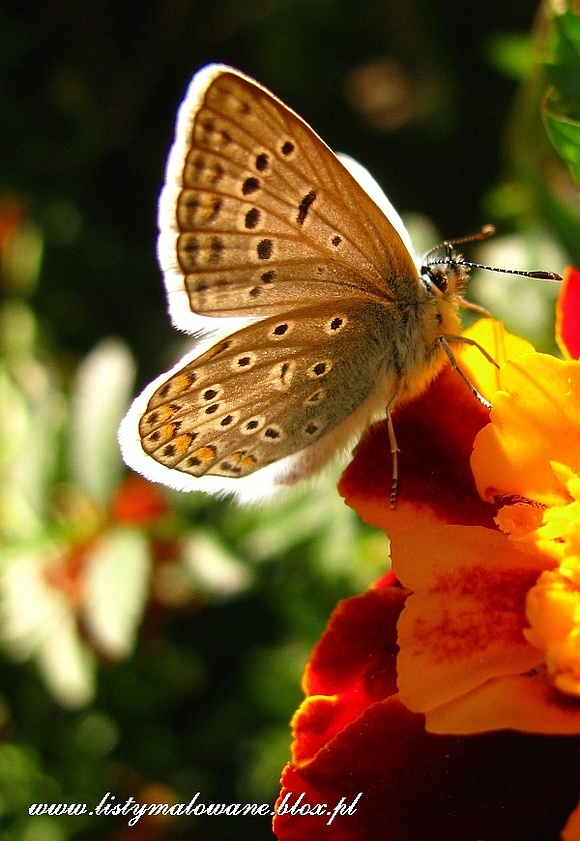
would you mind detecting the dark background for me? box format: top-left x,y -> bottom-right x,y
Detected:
2,0 -> 545,375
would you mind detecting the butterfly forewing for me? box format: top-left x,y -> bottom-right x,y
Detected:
160,66 -> 418,322
138,299 -> 397,481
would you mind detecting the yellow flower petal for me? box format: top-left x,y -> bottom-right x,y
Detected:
458,317 -> 535,400
525,563 -> 580,697
534,476 -> 580,563
472,354 -> 580,506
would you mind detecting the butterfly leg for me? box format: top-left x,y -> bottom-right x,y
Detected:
459,300 -> 493,318
437,335 -> 496,410
386,409 -> 399,509
442,333 -> 500,368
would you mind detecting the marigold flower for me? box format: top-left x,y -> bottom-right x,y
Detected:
274,580 -> 580,841
340,316 -> 580,735
276,300 -> 580,840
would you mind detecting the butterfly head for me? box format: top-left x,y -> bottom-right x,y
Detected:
420,244 -> 471,302
419,224 -> 562,304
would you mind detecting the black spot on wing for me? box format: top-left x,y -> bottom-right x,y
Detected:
297,190 -> 316,225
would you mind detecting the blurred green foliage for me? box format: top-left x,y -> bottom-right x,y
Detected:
0,1 -> 578,839
542,10 -> 580,180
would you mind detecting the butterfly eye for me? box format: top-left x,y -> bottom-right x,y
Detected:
422,265 -> 449,293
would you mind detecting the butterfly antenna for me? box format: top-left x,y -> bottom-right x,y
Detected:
453,262 -> 562,281
423,225 -> 562,281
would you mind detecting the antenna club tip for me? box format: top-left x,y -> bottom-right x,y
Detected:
481,224 -> 496,236
534,271 -> 563,281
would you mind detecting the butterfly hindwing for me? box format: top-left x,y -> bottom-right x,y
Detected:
136,299 -> 398,485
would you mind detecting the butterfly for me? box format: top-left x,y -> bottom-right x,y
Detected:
118,64 -> 560,504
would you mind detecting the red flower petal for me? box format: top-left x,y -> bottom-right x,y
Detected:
111,476 -> 169,525
276,699 -> 580,841
339,363 -> 494,534
293,587 -> 405,764
556,267 -> 580,360
340,319 -> 534,534
275,586 -> 580,840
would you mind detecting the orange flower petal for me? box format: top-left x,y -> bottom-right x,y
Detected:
472,354 -> 580,506
495,501 -> 545,541
394,525 -> 548,715
425,674 -> 580,735
562,800 -> 580,841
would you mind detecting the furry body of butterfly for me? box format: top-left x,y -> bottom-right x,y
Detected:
119,64 -> 471,502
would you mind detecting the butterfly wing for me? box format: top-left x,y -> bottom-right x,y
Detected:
120,64 -> 428,499
158,64 -> 420,334
119,298 -> 399,500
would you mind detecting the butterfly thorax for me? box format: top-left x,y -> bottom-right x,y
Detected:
385,262 -> 469,406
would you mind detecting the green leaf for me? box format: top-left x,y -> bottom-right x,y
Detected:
542,88 -> 580,168
485,33 -> 534,81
